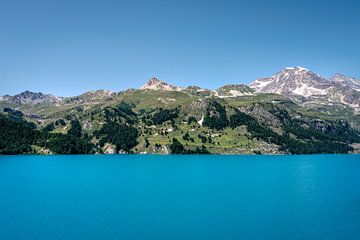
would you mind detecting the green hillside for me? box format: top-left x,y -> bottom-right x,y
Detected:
1,87 -> 360,155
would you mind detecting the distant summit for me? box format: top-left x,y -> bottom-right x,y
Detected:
1,69 -> 359,111
249,66 -> 360,110
249,66 -> 331,97
140,77 -> 183,91
330,73 -> 360,91
215,84 -> 254,98
0,91 -> 63,105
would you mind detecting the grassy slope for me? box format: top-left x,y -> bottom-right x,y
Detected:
1,90 -> 360,154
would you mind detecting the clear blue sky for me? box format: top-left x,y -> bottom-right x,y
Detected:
1,0 -> 359,96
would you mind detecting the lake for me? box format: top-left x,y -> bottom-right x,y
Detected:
0,154 -> 359,240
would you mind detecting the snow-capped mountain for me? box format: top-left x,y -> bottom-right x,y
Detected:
330,73 -> 360,91
140,77 -> 183,91
0,91 -> 63,105
250,67 -> 332,97
1,71 -> 359,112
249,67 -> 360,110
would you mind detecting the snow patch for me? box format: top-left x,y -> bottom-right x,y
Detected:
292,85 -> 327,97
198,115 -> 204,126
250,79 -> 273,91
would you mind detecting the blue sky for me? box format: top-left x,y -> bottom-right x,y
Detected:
0,0 -> 359,96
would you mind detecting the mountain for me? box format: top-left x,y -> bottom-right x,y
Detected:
250,67 -> 331,96
183,86 -> 213,97
64,90 -> 116,104
215,84 -> 254,97
249,67 -> 360,111
1,70 -> 360,155
1,89 -> 359,155
140,77 -> 183,91
330,73 -> 360,91
0,91 -> 63,105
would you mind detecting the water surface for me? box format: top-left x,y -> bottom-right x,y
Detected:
0,154 -> 359,240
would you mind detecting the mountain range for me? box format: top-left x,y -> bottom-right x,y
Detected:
2,67 -> 360,110
1,67 -> 360,155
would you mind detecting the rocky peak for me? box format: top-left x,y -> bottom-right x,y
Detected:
330,73 -> 360,91
249,66 -> 331,97
249,67 -> 360,111
140,77 -> 183,91
146,77 -> 162,85
2,91 -> 63,105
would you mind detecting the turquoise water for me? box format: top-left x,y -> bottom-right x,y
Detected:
0,155 -> 359,240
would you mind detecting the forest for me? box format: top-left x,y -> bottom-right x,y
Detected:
0,114 -> 94,154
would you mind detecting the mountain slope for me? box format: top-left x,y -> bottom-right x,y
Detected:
250,67 -> 331,97
330,73 -> 360,91
215,84 -> 254,97
1,71 -> 360,155
249,67 -> 360,111
0,91 -> 63,105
